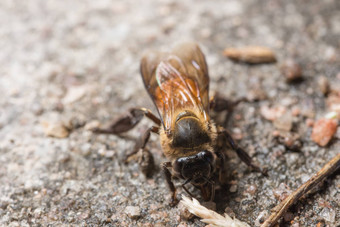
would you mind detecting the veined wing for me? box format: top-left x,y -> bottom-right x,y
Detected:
140,42 -> 210,132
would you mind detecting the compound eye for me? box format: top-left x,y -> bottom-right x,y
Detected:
198,150 -> 213,163
173,157 -> 185,173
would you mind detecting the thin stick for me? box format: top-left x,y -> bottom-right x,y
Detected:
261,153 -> 340,227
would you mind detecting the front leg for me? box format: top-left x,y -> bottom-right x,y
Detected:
218,128 -> 268,176
124,126 -> 159,177
161,162 -> 178,207
125,126 -> 159,163
216,151 -> 228,185
92,107 -> 160,176
92,107 -> 161,134
138,149 -> 155,178
199,182 -> 215,202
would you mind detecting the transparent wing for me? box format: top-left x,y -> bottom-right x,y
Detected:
140,42 -> 210,132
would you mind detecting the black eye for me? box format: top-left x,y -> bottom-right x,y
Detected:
198,150 -> 213,162
174,157 -> 185,172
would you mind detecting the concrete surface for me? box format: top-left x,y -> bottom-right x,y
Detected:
0,0 -> 339,226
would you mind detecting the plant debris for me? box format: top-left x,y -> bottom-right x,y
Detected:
223,46 -> 276,64
261,153 -> 340,227
180,196 -> 250,227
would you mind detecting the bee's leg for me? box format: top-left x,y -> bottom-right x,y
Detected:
219,129 -> 268,176
210,93 -> 248,112
161,162 -> 178,207
182,179 -> 195,199
210,94 -> 248,126
124,126 -> 159,163
138,149 -> 155,178
209,182 -> 215,202
92,107 -> 161,134
216,151 -> 228,185
199,181 -> 215,202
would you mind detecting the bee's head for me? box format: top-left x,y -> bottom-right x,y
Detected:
173,150 -> 215,185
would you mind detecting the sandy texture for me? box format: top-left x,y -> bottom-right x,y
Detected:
0,0 -> 339,226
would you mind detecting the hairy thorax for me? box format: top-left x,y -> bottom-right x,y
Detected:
159,110 -> 218,161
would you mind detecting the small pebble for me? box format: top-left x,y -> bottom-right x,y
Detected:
273,113 -> 293,131
84,120 -> 100,131
316,222 -> 325,227
31,102 -> 44,116
319,207 -> 336,222
273,183 -> 292,201
292,107 -> 301,116
311,118 -> 337,146
260,105 -> 286,121
179,205 -> 194,221
98,149 -> 115,158
326,93 -> 340,117
34,208 -> 43,218
246,184 -> 257,195
79,211 -> 90,220
68,115 -> 86,129
278,132 -> 303,152
229,185 -> 238,193
52,101 -> 64,112
43,122 -> 70,138
272,130 -> 281,137
247,88 -> 267,101
232,127 -> 243,140
301,107 -> 315,118
291,222 -> 300,227
200,28 -> 212,39
125,206 -> 141,219
318,76 -> 330,95
80,143 -> 91,156
280,59 -> 303,83
284,212 -> 294,222
62,85 -> 87,105
58,153 -> 71,163
255,210 -> 269,226
306,118 -> 314,127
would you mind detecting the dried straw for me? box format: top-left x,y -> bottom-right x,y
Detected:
180,196 -> 250,227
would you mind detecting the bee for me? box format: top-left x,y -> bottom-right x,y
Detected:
93,42 -> 265,206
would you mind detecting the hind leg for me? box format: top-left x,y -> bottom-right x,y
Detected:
92,108 -> 161,176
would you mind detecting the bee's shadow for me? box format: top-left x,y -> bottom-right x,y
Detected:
213,182 -> 235,212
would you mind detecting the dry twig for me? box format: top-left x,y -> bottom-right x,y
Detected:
223,46 -> 276,64
261,153 -> 340,227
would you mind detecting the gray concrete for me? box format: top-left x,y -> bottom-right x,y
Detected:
0,0 -> 339,226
